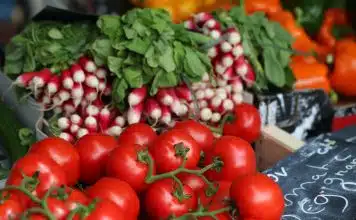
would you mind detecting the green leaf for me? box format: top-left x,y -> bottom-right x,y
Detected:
92,38 -> 114,58
123,26 -> 137,39
150,69 -> 178,95
142,65 -> 156,84
23,43 -> 36,72
132,20 -> 149,36
97,15 -> 121,39
123,67 -> 143,88
4,61 -> 23,75
263,48 -> 286,88
125,38 -> 151,54
48,28 -> 64,39
184,47 -> 207,78
158,46 -> 176,72
107,56 -> 123,77
173,41 -> 185,71
113,78 -> 128,102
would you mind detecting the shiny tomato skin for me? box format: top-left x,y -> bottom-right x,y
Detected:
29,137 -> 80,186
0,193 -> 22,219
86,177 -> 140,219
230,173 -> 284,220
85,199 -> 126,220
223,103 -> 261,143
178,169 -> 206,192
198,203 -> 230,220
204,136 -> 256,181
149,129 -> 201,173
6,153 -> 67,207
75,134 -> 118,184
198,181 -> 232,206
117,123 -> 157,147
144,179 -> 197,219
173,120 -> 215,152
106,144 -> 155,193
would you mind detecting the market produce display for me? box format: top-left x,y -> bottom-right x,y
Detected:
0,121 -> 284,219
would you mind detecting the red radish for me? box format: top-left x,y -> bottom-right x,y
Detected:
70,114 -> 83,126
232,45 -> 244,58
216,88 -> 227,100
46,75 -> 61,96
226,30 -> 241,45
84,116 -> 98,132
195,89 -> 205,100
200,108 -> 212,121
210,96 -> 223,110
222,67 -> 234,80
57,117 -> 71,130
95,68 -> 107,79
70,124 -> 80,135
86,105 -> 100,117
105,126 -> 122,136
103,84 -> 112,96
232,93 -> 243,104
79,57 -> 97,73
225,85 -> 233,93
217,78 -> 227,87
113,116 -> 126,127
236,64 -> 248,76
175,86 -> 192,101
194,12 -> 213,27
207,46 -> 219,58
128,86 -> 147,106
156,89 -> 174,106
98,108 -> 111,131
54,107 -> 63,114
202,73 -> 210,82
221,53 -> 234,67
92,98 -> 104,108
203,19 -> 220,30
211,112 -> 221,123
59,132 -> 74,143
202,27 -> 211,36
210,29 -> 221,39
160,105 -> 171,125
77,128 -> 89,138
14,72 -> 37,87
85,73 -> 99,89
84,86 -> 98,102
244,66 -> 256,87
204,88 -> 215,99
98,79 -> 106,91
180,104 -> 189,116
61,69 -> 74,89
71,83 -> 84,100
127,102 -> 144,125
58,89 -> 71,102
42,95 -> 51,105
184,19 -> 196,30
63,101 -> 76,115
214,62 -> 226,75
71,64 -> 85,83
145,98 -> 162,120
220,41 -> 233,53
222,99 -> 234,111
31,68 -> 52,88
230,78 -> 243,93
198,100 -> 208,108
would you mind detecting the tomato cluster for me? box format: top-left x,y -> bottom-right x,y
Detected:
0,118 -> 283,220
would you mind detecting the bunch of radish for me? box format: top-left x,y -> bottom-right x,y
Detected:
184,12 -> 256,87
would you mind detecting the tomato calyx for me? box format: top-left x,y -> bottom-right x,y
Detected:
174,142 -> 190,158
66,198 -> 98,220
170,202 -> 232,220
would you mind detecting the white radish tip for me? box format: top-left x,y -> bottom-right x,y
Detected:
217,79 -> 228,87
73,71 -> 85,83
47,83 -> 58,94
70,124 -> 80,134
228,32 -> 241,45
215,64 -> 226,75
202,73 -> 210,82
198,100 -> 208,108
128,94 -> 140,106
236,65 -> 248,76
225,85 -> 233,93
98,82 -> 106,91
202,28 -> 211,35
86,92 -> 98,102
232,45 -> 244,58
179,105 -> 188,116
204,88 -> 215,99
211,96 -> 223,107
220,41 -> 233,53
115,116 -> 126,127
161,115 -> 171,125
86,105 -> 99,116
211,113 -> 221,123
232,94 -> 243,104
210,30 -> 221,39
77,128 -> 89,138
223,99 -> 234,111
63,78 -> 74,89
222,56 -> 234,67
85,116 -> 97,126
195,90 -> 205,100
107,126 -> 122,136
54,107 -> 63,114
85,62 -> 97,73
205,19 -> 216,28
58,117 -> 70,130
64,105 -> 76,114
72,88 -> 84,99
95,69 -> 107,79
52,96 -> 61,106
71,114 -> 82,124
59,91 -> 70,102
85,75 -> 99,88
59,133 -> 73,142
200,108 -> 213,121
151,109 -> 162,119
162,96 -> 174,106
32,77 -> 45,87
232,83 -> 243,93
207,47 -> 218,58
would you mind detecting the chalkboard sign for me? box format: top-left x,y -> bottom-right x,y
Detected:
264,126 -> 356,219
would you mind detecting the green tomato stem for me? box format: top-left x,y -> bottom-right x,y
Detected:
1,185 -> 41,204
20,207 -> 56,220
172,207 -> 231,220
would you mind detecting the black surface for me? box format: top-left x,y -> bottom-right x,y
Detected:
264,125 -> 356,220
32,6 -> 98,22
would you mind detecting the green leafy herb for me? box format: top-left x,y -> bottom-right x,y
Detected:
92,8 -> 212,108
5,22 -> 99,75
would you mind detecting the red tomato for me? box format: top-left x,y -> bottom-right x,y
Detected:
198,181 -> 232,206
85,199 -> 126,220
173,120 -> 214,151
144,179 -> 197,219
86,177 -> 140,219
149,129 -> 201,173
204,136 -> 256,181
0,193 -> 22,219
230,173 -> 284,220
199,203 -> 230,220
106,144 -> 155,192
29,137 -> 80,186
178,170 -> 206,192
117,123 -> 157,147
6,153 -> 67,207
223,103 -> 261,143
75,134 -> 118,184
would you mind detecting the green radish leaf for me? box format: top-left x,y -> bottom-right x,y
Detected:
263,48 -> 286,88
132,20 -> 149,36
97,15 -> 121,39
48,28 -> 64,39
158,46 -> 176,72
123,67 -> 143,88
113,78 -> 129,102
124,26 -> 137,39
23,43 -> 36,72
92,39 -> 114,57
184,47 -> 206,77
125,38 -> 150,54
108,56 -> 123,77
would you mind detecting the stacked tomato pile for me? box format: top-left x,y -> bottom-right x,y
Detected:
0,104 -> 284,220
